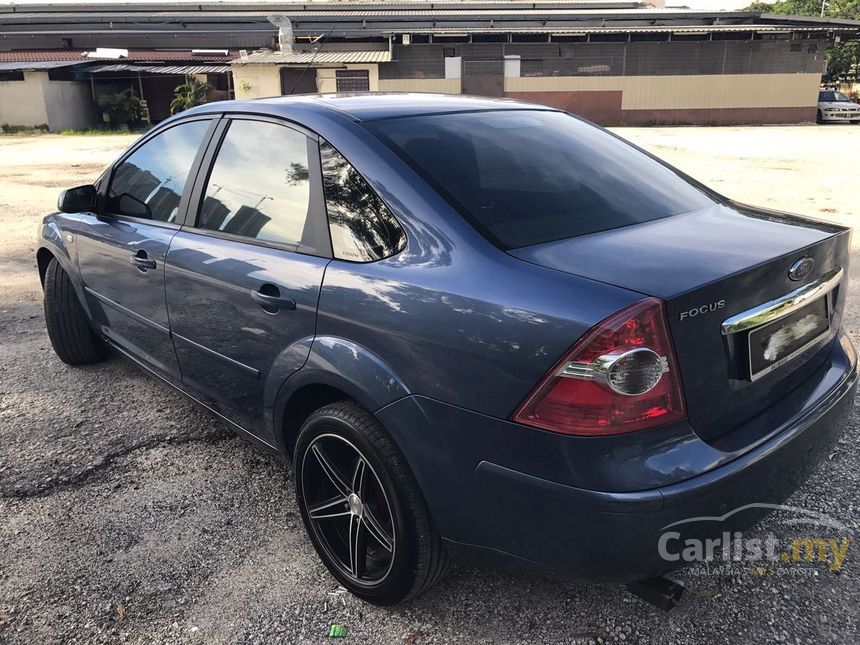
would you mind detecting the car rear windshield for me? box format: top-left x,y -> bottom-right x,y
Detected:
365,110 -> 716,248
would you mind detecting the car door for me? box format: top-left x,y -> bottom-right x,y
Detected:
76,116 -> 216,382
164,115 -> 331,441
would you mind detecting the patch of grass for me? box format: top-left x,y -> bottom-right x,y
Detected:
1,123 -> 49,134
57,127 -> 150,136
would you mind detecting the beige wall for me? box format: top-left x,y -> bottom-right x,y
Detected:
232,63 -> 381,98
316,64 -> 379,93
231,64 -> 282,99
0,72 -> 50,127
0,71 -> 93,131
505,74 -> 822,109
378,78 -> 461,94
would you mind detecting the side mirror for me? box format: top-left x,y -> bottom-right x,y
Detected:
57,185 -> 96,213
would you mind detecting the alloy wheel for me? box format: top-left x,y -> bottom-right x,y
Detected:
300,433 -> 396,585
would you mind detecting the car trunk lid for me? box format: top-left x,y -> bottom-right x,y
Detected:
510,202 -> 850,441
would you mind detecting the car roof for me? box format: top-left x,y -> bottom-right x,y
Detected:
190,92 -> 558,122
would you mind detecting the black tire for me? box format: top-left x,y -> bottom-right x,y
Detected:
294,400 -> 450,605
43,257 -> 106,365
817,109 -> 823,124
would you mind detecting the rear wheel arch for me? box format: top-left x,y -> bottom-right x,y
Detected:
279,382 -> 355,457
273,337 -> 411,457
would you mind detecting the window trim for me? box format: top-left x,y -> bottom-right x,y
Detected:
100,115 -> 219,229
184,114 -> 332,259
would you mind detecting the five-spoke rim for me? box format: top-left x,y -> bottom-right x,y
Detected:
301,434 -> 396,585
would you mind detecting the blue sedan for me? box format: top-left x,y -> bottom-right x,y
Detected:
37,94 -> 856,605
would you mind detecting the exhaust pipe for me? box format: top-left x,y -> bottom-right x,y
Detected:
625,576 -> 685,611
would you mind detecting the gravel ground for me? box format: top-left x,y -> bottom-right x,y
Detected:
1,125 -> 858,645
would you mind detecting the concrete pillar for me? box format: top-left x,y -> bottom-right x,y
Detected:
444,56 -> 462,80
504,55 -> 521,78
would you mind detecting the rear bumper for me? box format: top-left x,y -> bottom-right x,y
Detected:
376,333 -> 857,582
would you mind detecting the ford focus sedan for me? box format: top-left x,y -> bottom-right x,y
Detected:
37,94 -> 856,605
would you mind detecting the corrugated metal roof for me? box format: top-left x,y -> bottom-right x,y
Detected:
0,60 -> 90,71
88,63 -> 230,74
0,50 -> 236,63
386,24 -> 833,34
234,50 -> 392,64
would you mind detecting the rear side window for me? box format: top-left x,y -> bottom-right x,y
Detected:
197,119 -> 325,254
366,111 -> 715,249
108,119 -> 209,222
320,140 -> 406,262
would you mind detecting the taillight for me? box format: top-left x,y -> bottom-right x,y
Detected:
512,297 -> 686,436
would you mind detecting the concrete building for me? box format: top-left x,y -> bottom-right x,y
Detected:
1,1 -> 859,127
0,48 -> 234,130
0,60 -> 94,130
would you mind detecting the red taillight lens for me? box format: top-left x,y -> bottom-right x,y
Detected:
512,297 -> 686,436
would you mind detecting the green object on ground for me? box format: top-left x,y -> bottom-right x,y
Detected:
328,624 -> 348,638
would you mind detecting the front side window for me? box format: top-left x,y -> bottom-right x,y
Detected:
108,119 -> 209,222
198,119 -> 320,252
320,140 -> 406,262
366,110 -> 716,249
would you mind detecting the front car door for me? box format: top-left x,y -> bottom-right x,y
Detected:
164,116 -> 330,441
76,117 -> 215,381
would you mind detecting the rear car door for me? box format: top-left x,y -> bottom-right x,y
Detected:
164,115 -> 330,441
76,116 -> 215,381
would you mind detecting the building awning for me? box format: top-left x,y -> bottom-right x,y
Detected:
0,60 -> 91,71
0,50 -> 237,64
88,64 -> 231,74
384,24 -> 837,36
233,50 -> 392,65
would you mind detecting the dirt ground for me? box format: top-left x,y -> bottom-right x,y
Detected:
0,125 -> 858,644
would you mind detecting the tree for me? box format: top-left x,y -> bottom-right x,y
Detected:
170,77 -> 213,114
97,88 -> 141,127
744,1 -> 860,85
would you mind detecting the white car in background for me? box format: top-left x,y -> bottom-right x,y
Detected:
817,91 -> 860,124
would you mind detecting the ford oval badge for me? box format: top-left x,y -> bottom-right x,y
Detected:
788,256 -> 815,282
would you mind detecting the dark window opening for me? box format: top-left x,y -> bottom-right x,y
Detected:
48,67 -> 76,81
511,34 -> 550,43
473,33 -> 509,43
0,71 -> 25,82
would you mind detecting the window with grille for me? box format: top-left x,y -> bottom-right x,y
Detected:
335,69 -> 370,92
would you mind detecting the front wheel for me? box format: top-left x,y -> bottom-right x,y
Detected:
43,257 -> 106,365
294,401 -> 450,605
817,109 -> 824,124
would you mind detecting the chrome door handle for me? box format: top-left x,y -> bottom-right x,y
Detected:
251,288 -> 296,312
131,251 -> 156,271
